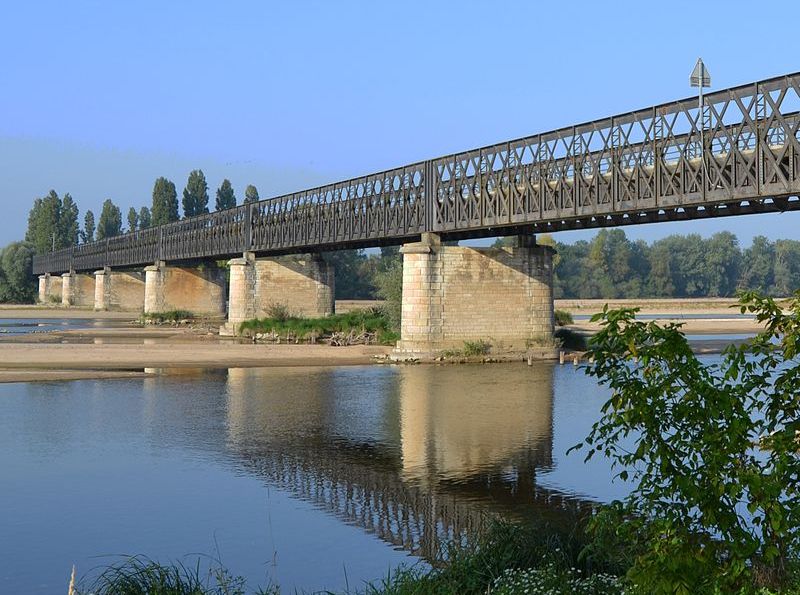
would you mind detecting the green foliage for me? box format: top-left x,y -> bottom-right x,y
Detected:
547,230 -> 794,299
151,177 -> 179,225
325,249 -> 380,300
138,206 -> 152,230
244,184 -> 260,203
82,209 -> 96,243
215,179 -> 236,211
462,339 -> 491,356
182,169 -> 209,218
374,253 -> 403,329
26,189 -> 78,253
97,199 -> 123,240
359,519 -> 621,595
143,310 -> 194,323
240,308 -> 397,344
127,207 -> 139,232
265,301 -> 292,322
60,192 -> 80,247
554,309 -> 574,326
0,242 -> 36,303
574,294 -> 800,593
73,555 -> 277,595
491,564 -> 625,595
554,327 -> 587,351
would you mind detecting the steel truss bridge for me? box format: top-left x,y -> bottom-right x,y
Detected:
34,71 -> 800,275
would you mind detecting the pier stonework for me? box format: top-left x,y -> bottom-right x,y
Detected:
143,262 -> 226,316
38,274 -> 63,304
94,268 -> 145,311
61,272 -> 95,307
394,233 -> 554,357
222,253 -> 334,335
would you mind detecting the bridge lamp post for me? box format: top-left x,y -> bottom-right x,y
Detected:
690,58 -> 711,161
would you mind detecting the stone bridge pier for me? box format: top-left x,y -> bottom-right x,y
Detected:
144,261 -> 227,316
222,252 -> 334,335
38,273 -> 63,304
61,271 -> 95,307
394,233 -> 554,357
94,268 -> 145,311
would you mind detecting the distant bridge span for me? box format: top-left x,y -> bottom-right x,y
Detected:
33,71 -> 800,275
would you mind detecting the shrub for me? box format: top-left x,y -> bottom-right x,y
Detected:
462,339 -> 491,356
265,301 -> 292,322
554,309 -> 574,326
143,310 -> 193,323
554,327 -> 587,351
572,292 -> 800,593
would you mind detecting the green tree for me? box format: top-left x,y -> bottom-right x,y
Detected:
97,199 -> 123,240
81,210 -> 95,244
59,193 -> 80,247
738,235 -> 774,293
0,242 -> 36,303
127,207 -> 139,232
25,190 -> 62,253
325,249 -> 377,299
705,231 -> 741,296
215,179 -> 237,211
576,296 -> 800,592
244,184 -> 260,203
182,169 -> 209,218
138,206 -> 152,230
151,177 -> 179,225
772,240 -> 800,296
374,256 -> 403,329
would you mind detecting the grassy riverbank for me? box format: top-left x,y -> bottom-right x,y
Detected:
72,518 -> 800,594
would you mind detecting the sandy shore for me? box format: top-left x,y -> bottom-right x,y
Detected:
0,299 -> 769,383
0,305 -> 138,319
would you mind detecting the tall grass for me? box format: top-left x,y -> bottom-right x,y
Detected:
74,555 -> 277,595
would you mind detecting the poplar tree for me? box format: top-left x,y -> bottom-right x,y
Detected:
215,179 -> 236,211
59,193 -> 80,247
182,170 -> 209,218
26,190 -> 62,253
138,206 -> 152,230
151,177 -> 179,225
97,199 -> 123,240
244,184 -> 260,203
82,210 -> 95,243
127,207 -> 139,232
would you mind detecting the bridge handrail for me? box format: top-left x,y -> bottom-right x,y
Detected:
33,71 -> 800,275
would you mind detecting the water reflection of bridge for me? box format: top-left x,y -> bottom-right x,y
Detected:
224,364 -> 594,560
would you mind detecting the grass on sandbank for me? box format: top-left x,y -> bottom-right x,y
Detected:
239,307 -> 400,345
141,310 -> 195,324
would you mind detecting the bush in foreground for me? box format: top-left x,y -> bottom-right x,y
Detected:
573,292 -> 800,593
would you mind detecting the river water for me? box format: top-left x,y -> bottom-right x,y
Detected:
0,361 -> 635,593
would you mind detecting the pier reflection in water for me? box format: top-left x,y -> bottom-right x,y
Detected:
1,362 -> 616,593
224,364 -> 591,561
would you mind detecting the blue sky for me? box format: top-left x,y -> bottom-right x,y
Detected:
3,0 -> 800,247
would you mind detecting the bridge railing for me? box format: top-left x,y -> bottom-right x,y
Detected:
32,72 -> 800,275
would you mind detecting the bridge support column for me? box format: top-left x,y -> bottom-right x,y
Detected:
394,233 -> 555,357
143,261 -> 226,316
94,268 -> 145,311
61,271 -> 95,308
221,252 -> 334,335
38,274 -> 62,304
